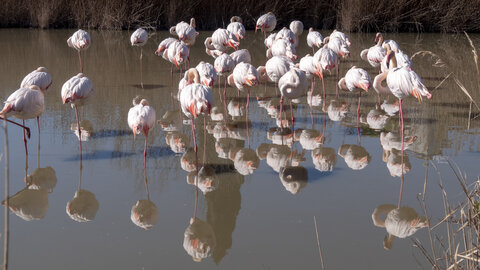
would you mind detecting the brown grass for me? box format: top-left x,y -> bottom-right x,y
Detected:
1,0 -> 480,31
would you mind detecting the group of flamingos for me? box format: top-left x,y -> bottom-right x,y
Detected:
0,12 -> 432,170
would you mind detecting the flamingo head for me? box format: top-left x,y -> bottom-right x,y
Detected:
155,46 -> 166,56
374,32 -> 381,43
227,40 -> 239,51
245,74 -> 258,87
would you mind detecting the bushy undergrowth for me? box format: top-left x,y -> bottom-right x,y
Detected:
1,0 -> 480,32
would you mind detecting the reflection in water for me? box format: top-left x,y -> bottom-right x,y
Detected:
71,119 -> 94,141
2,187 -> 49,221
299,129 -> 324,150
279,166 -> 308,194
187,165 -> 218,194
131,170 -> 158,230
312,147 -> 337,172
257,143 -> 305,173
183,217 -> 216,262
181,147 -> 198,172
25,166 -> 57,193
365,107 -> 389,130
229,147 -> 259,176
380,100 -> 399,116
165,131 -> 190,154
66,161 -> 99,222
158,109 -> 183,132
338,144 -> 371,170
380,132 -> 416,151
372,204 -> 429,250
327,100 -> 349,122
384,149 -> 411,177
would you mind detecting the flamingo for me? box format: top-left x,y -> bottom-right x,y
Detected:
327,36 -> 350,59
154,37 -> 177,60
264,33 -> 277,49
61,73 -> 94,154
312,147 -> 337,172
227,16 -> 246,41
256,12 -> 277,36
265,56 -> 295,83
330,30 -> 351,47
298,54 -> 318,104
360,32 -> 386,70
289,20 -> 304,37
338,66 -> 371,134
130,28 -> 148,88
179,83 -> 213,153
306,28 -> 324,53
276,27 -> 297,47
67,29 -> 90,72
214,53 -> 235,99
278,68 -> 308,127
205,28 -> 239,52
279,166 -> 308,194
374,50 -> 432,138
178,68 -> 201,100
0,85 -> 44,155
267,38 -> 297,61
128,98 -> 156,165
380,44 -> 412,73
313,41 -> 337,96
20,66 -> 52,140
230,49 -> 251,65
196,61 -> 217,87
338,144 -> 371,170
21,67 -> 52,92
183,217 -> 216,262
171,18 -> 198,46
166,40 -> 190,74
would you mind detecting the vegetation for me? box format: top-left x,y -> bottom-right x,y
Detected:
1,0 -> 480,32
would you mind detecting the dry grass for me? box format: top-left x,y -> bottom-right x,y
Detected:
1,0 -> 480,31
415,160 -> 480,269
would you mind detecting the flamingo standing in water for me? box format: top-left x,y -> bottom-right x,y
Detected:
338,66 -> 371,140
130,28 -> 148,88
256,12 -> 277,46
360,32 -> 386,72
128,98 -> 156,166
0,85 -> 44,155
313,40 -> 337,97
306,28 -> 324,54
278,68 -> 308,128
20,66 -> 53,140
179,83 -> 213,153
61,73 -> 94,154
171,18 -> 199,46
214,53 -> 235,99
67,29 -> 91,73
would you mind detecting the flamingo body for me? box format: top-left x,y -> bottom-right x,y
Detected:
20,67 -> 52,92
130,28 -> 148,46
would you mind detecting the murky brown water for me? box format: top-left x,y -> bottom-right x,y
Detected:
0,29 -> 479,269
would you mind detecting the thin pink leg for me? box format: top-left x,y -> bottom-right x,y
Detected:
0,117 -> 30,137
191,120 -> 197,153
290,100 -> 295,136
22,120 -> 28,156
246,90 -> 250,147
357,93 -> 361,144
140,48 -> 144,89
143,133 -> 148,168
74,105 -> 82,155
170,64 -> 173,86
279,96 -> 284,129
78,50 -> 83,73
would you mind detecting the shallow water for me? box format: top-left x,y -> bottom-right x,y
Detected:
0,29 -> 479,269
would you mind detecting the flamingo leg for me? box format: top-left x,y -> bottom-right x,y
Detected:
290,100 -> 295,134
170,64 -> 173,87
223,77 -> 227,102
22,120 -> 28,156
203,117 -> 206,165
191,120 -> 197,154
279,96 -> 284,129
246,89 -> 250,147
357,92 -> 361,144
143,133 -> 148,168
0,117 -> 30,137
74,105 -> 82,155
78,50 -> 83,73
140,48 -> 144,89
398,99 -> 405,207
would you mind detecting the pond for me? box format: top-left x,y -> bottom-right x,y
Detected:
0,28 -> 479,269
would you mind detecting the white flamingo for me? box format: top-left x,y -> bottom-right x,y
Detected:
227,16 -> 246,40
130,28 -> 148,87
171,18 -> 198,46
265,56 -> 295,83
267,38 -> 297,61
21,67 -> 52,92
61,73 -> 94,153
289,20 -> 304,37
360,32 -> 386,70
128,98 -> 156,165
330,30 -> 351,47
306,28 -> 324,53
256,12 -> 277,35
196,61 -> 217,87
230,49 -> 251,65
278,68 -> 308,127
205,28 -> 239,52
0,85 -> 44,155
67,29 -> 91,72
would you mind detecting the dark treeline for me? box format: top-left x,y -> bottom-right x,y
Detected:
1,0 -> 480,32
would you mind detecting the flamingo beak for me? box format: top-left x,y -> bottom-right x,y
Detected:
255,26 -> 258,32
133,127 -> 137,140
411,88 -> 422,103
189,102 -> 198,118
174,58 -> 179,69
228,41 -> 238,51
246,77 -> 256,86
360,83 -> 369,92
315,68 -> 323,79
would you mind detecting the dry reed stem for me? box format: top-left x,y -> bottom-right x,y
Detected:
464,32 -> 479,78
453,78 -> 480,112
2,118 -> 8,270
313,216 -> 325,270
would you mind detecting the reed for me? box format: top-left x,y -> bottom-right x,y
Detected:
1,0 -> 480,32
